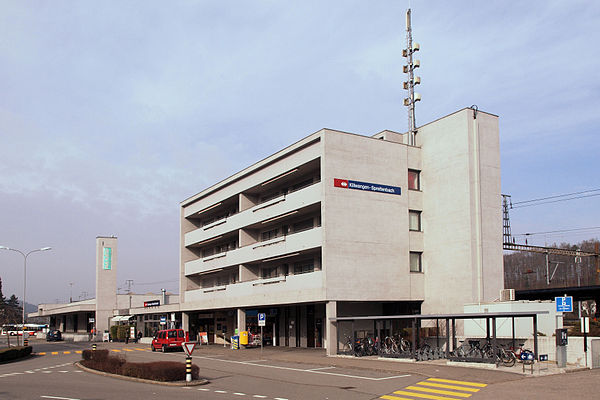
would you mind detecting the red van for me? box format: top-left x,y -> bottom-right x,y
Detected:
151,329 -> 189,352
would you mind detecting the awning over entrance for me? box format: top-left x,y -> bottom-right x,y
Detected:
110,315 -> 133,322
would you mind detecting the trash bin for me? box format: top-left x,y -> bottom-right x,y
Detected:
231,335 -> 240,350
240,331 -> 249,346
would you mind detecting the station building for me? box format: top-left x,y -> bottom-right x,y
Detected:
179,107 -> 503,354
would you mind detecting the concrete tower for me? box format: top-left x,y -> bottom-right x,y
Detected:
95,236 -> 118,339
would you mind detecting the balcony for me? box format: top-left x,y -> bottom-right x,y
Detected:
184,270 -> 325,309
185,227 -> 322,276
185,182 -> 322,248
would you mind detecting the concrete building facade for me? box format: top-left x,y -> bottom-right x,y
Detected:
179,107 -> 503,354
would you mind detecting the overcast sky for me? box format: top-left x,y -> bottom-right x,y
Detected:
1,1 -> 598,305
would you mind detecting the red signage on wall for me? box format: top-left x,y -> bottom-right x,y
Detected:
333,178 -> 349,188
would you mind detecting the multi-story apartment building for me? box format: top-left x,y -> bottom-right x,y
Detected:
180,107 -> 503,354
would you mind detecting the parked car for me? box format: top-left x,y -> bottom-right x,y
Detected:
46,330 -> 62,342
151,329 -> 188,352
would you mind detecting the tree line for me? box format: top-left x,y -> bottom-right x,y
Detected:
0,277 -> 22,325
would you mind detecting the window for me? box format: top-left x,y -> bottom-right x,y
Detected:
292,218 -> 314,233
409,210 -> 422,231
293,260 -> 314,275
261,228 -> 278,241
408,169 -> 420,190
261,266 -> 278,279
410,252 -> 422,272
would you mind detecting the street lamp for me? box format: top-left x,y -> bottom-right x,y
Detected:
0,246 -> 52,340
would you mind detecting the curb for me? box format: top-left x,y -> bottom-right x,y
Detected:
75,362 -> 209,386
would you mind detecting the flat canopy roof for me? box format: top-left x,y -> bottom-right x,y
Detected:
329,311 -> 549,321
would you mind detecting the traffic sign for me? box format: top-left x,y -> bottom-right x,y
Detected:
183,342 -> 196,356
556,296 -> 573,313
258,313 -> 266,327
160,316 -> 167,325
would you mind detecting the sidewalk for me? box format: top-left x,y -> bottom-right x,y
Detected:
158,343 -> 590,377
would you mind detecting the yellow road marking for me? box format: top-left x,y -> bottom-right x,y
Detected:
111,349 -> 121,352
406,386 -> 471,398
427,378 -> 487,388
134,348 -> 146,351
38,352 -> 46,355
64,351 -> 71,354
51,352 -> 58,355
123,349 -> 134,352
417,382 -> 479,392
75,351 -> 82,354
381,396 -> 415,400
393,390 -> 458,400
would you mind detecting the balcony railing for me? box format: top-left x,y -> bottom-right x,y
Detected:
184,271 -> 325,308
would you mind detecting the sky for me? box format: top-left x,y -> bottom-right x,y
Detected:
1,1 -> 598,305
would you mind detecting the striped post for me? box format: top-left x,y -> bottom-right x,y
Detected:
92,343 -> 97,351
186,356 -> 192,382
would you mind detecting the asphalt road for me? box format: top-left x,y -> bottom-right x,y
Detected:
1,339 -> 599,400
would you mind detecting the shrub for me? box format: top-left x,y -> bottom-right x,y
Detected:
80,352 -> 199,382
0,346 -> 32,362
117,325 -> 129,341
110,325 -> 118,341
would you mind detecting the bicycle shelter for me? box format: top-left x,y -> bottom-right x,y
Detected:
331,311 -> 549,363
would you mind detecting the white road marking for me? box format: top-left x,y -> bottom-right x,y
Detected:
42,371 -> 52,374
274,398 -> 289,400
40,396 -> 80,400
214,390 -> 227,393
252,396 -> 267,399
307,366 -> 335,371
197,388 -> 210,391
233,393 -> 246,396
191,355 -> 410,381
59,370 -> 69,373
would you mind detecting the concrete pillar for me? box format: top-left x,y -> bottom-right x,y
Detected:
236,308 -> 246,334
182,312 -> 190,334
325,301 -> 337,356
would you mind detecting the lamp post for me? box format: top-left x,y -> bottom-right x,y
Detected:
0,246 -> 52,344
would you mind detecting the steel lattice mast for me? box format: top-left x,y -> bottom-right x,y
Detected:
403,8 -> 421,146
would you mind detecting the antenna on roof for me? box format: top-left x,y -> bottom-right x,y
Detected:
403,8 -> 421,146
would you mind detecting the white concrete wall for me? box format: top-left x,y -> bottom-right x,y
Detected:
419,109 -> 502,314
322,130 -> 420,301
464,301 -> 558,337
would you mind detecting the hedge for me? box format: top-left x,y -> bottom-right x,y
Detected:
0,346 -> 32,362
81,349 -> 199,381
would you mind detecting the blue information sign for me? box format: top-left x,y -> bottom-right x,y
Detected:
555,296 -> 573,313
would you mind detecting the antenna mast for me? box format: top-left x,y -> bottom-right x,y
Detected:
403,8 -> 421,146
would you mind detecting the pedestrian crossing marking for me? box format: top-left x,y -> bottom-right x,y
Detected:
51,352 -> 58,355
381,377 -> 487,400
426,378 -> 487,388
134,348 -> 146,351
38,352 -> 46,355
392,390 -> 456,400
63,351 -> 71,354
417,382 -> 480,392
111,349 -> 121,352
405,386 -> 472,398
123,349 -> 134,352
75,351 -> 82,354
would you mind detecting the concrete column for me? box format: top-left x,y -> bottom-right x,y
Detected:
182,312 -> 190,333
325,301 -> 337,356
236,308 -> 246,334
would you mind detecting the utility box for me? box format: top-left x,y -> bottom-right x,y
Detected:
240,331 -> 249,345
592,340 -> 600,369
556,328 -> 568,346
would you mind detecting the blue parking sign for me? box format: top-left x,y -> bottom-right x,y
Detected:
258,313 -> 266,327
556,296 -> 573,313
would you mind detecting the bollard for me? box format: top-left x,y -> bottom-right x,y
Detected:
92,343 -> 97,351
186,356 -> 192,382
24,339 -> 29,346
